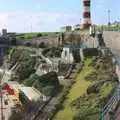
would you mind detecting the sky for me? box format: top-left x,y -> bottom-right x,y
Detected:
0,0 -> 119,32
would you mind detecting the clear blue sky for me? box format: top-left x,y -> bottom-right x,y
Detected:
0,0 -> 119,32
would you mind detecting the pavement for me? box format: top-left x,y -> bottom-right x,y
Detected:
103,31 -> 120,56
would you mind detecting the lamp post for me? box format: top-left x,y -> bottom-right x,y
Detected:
108,10 -> 111,27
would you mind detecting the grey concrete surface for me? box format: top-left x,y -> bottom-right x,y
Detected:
103,31 -> 120,56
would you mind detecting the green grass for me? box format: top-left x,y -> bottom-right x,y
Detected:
101,82 -> 113,96
16,32 -> 59,40
54,59 -> 93,120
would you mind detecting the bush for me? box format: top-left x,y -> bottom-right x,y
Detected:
43,86 -> 54,96
20,36 -> 24,39
37,33 -> 42,37
24,42 -> 32,47
38,42 -> 46,48
87,81 -> 104,95
85,71 -> 98,81
42,47 -> 62,58
87,84 -> 99,94
7,47 -> 37,82
24,74 -> 39,86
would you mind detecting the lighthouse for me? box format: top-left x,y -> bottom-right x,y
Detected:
83,0 -> 91,29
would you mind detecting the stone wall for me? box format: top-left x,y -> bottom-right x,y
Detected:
16,35 -> 59,47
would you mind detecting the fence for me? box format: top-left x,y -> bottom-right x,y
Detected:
96,25 -> 120,33
100,49 -> 120,120
100,85 -> 120,120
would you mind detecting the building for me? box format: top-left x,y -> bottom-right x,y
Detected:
82,0 -> 91,29
60,26 -> 72,32
1,29 -> 17,37
73,24 -> 82,31
2,83 -> 22,120
19,87 -> 48,104
2,29 -> 7,36
61,47 -> 74,64
7,32 -> 16,37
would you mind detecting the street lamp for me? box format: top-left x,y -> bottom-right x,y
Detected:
108,10 -> 111,26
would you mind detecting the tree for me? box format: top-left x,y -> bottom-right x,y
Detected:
37,33 -> 42,37
39,42 -> 46,48
43,86 -> 54,96
24,74 -> 39,86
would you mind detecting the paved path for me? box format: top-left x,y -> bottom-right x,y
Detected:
103,31 -> 120,56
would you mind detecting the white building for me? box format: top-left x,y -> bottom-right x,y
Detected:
61,47 -> 74,64
60,26 -> 72,32
19,87 -> 48,102
73,24 -> 82,31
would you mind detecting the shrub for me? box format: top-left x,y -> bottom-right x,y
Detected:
24,42 -> 32,47
42,47 -> 62,57
85,71 -> 98,81
37,33 -> 42,37
38,42 -> 46,48
87,82 -> 104,95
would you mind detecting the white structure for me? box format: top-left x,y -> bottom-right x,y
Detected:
61,47 -> 74,64
80,48 -> 84,61
60,26 -> 72,32
73,24 -> 82,30
20,87 -> 41,101
20,87 -> 48,102
61,46 -> 85,63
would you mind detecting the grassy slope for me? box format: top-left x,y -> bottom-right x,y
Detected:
54,59 -> 93,120
16,32 -> 58,40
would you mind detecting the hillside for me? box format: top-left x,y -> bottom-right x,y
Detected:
53,56 -> 118,120
16,32 -> 59,40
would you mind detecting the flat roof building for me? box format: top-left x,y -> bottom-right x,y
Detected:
20,87 -> 41,102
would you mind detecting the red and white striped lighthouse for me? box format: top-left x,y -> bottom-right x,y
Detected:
83,0 -> 91,29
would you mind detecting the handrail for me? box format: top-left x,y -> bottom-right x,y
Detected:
101,85 -> 120,120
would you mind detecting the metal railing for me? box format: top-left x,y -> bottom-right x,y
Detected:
100,85 -> 120,120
